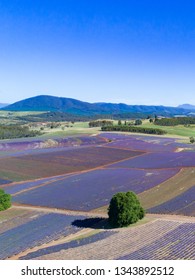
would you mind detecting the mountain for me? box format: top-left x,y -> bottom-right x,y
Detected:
178,104 -> 195,110
2,95 -> 193,117
0,103 -> 9,108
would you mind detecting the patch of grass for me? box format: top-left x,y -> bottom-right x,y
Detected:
141,121 -> 195,138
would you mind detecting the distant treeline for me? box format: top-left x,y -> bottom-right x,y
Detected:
16,111 -> 150,123
0,125 -> 42,139
155,117 -> 195,126
89,120 -> 113,127
16,112 -> 92,122
101,125 -> 166,135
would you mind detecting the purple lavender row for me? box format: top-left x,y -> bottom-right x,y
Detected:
100,133 -> 195,152
108,152 -> 195,169
20,230 -> 116,260
0,135 -> 107,151
0,213 -> 86,260
148,186 -> 195,216
1,174 -> 71,195
0,178 -> 12,185
118,223 -> 195,260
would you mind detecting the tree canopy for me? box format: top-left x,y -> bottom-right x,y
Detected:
0,189 -> 11,211
108,191 -> 145,228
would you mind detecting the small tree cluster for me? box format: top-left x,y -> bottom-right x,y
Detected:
189,136 -> 195,143
101,125 -> 166,135
108,191 -> 145,228
134,119 -> 142,125
0,189 -> 11,211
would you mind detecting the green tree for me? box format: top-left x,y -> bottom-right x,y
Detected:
134,119 -> 142,125
118,120 -> 122,125
189,136 -> 195,143
0,189 -> 11,211
108,191 -> 145,228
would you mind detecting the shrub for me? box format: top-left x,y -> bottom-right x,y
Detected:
0,189 -> 11,211
189,136 -> 195,144
108,191 -> 145,228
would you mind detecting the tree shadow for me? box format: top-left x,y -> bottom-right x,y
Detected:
72,217 -> 113,229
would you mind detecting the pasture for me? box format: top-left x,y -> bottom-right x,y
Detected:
0,131 -> 195,260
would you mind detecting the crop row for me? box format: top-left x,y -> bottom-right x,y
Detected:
0,213 -> 86,259
101,133 -> 194,152
20,231 -> 116,260
108,152 -> 195,169
26,219 -> 194,260
0,178 -> 12,185
148,186 -> 195,216
119,223 -> 195,259
2,174 -> 72,195
0,135 -> 108,152
0,210 -> 44,234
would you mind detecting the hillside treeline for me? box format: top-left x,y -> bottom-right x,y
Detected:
89,120 -> 113,127
101,125 -> 166,135
155,117 -> 195,126
0,125 -> 42,139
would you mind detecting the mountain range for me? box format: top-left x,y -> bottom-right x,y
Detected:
0,103 -> 9,108
1,95 -> 195,117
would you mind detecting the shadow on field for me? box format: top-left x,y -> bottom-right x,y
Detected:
72,217 -> 113,229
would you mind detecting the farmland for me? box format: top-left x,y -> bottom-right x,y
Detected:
0,127 -> 195,260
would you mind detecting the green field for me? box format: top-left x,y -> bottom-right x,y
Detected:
141,119 -> 195,139
0,110 -> 195,140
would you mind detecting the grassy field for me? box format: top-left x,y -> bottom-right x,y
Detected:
141,119 -> 195,138
1,110 -> 195,140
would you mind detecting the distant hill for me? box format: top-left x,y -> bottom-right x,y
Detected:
178,104 -> 195,110
0,103 -> 9,108
2,95 -> 193,117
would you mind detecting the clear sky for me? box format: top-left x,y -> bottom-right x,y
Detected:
0,0 -> 195,106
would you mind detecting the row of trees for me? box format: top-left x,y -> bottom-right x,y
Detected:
154,117 -> 195,126
101,125 -> 166,135
0,125 -> 42,139
89,120 -> 113,127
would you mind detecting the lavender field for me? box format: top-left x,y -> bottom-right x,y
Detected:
0,212 -> 87,259
108,151 -> 195,169
12,168 -> 179,211
1,132 -> 195,260
119,223 -> 195,260
148,186 -> 195,216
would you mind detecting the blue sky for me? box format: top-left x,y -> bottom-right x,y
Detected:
0,0 -> 195,106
